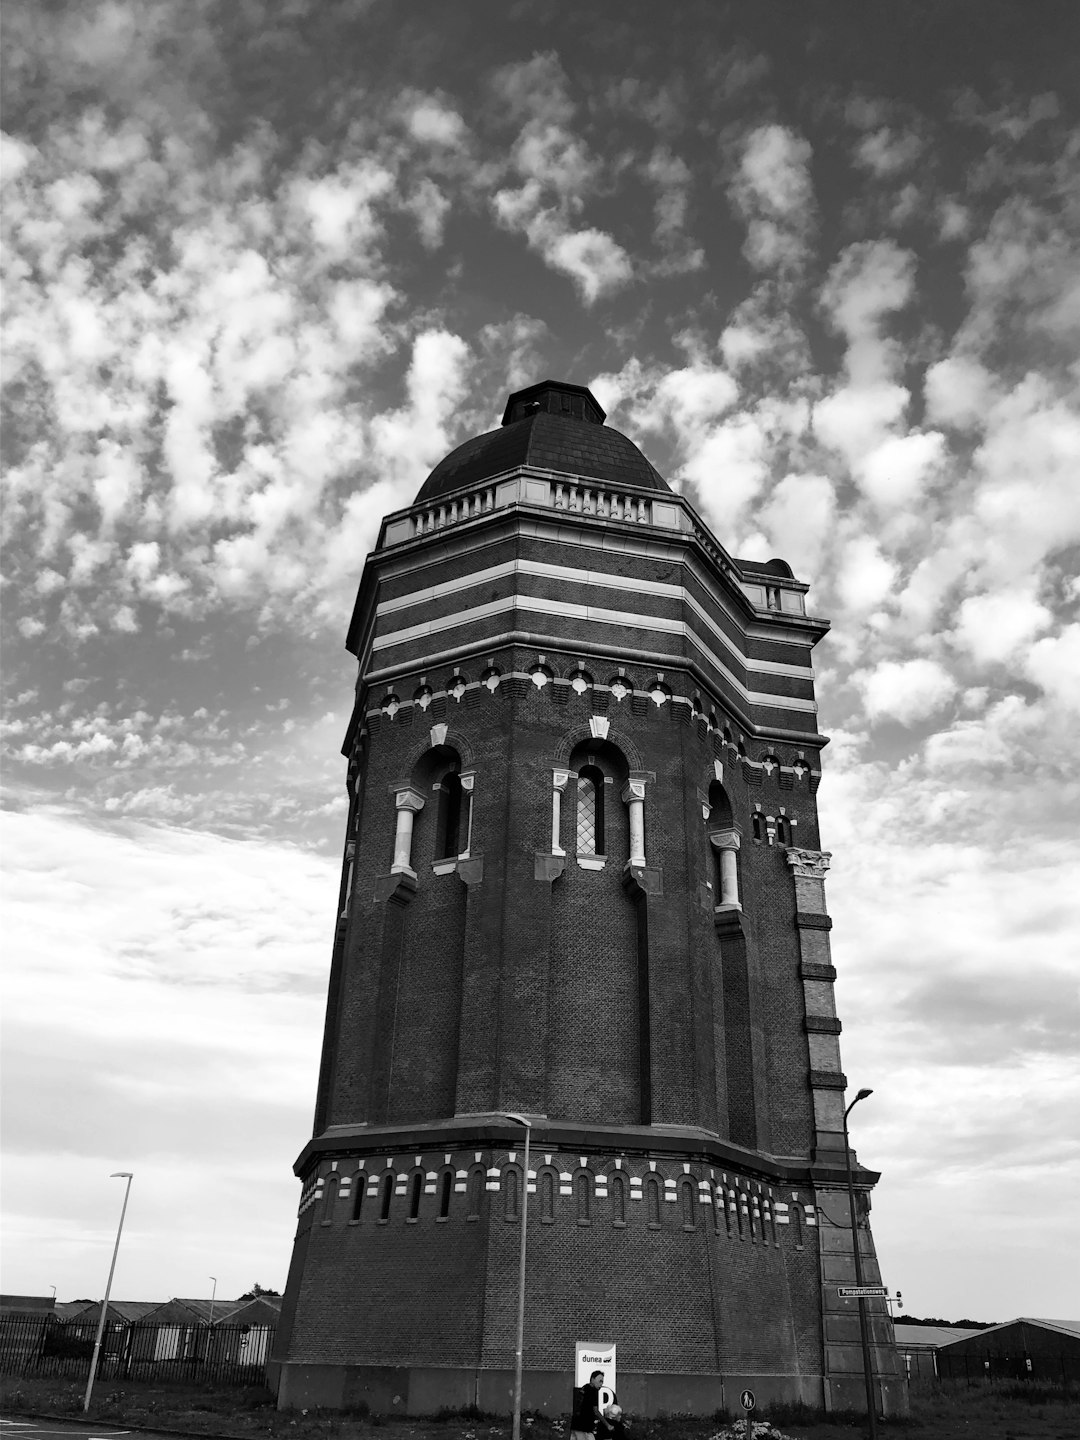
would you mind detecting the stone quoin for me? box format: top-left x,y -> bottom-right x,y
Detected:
270,380 -> 905,1418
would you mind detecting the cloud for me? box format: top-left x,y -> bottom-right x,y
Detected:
855,657 -> 957,725
489,52 -> 632,304
728,123 -> 816,274
953,586 -> 1053,666
0,804 -> 333,1299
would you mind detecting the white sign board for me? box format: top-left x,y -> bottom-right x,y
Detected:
575,1339 -> 617,1413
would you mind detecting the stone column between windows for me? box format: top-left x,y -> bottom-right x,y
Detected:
710,827 -> 741,908
784,845 -> 847,1161
622,777 -> 647,867
391,786 -> 425,876
551,770 -> 569,856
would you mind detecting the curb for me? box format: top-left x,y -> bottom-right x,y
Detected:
1,1411 -> 253,1440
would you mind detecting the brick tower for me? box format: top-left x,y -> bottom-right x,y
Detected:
272,381 -> 904,1417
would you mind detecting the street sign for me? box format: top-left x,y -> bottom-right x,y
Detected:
740,1389 -> 755,1410
837,1285 -> 887,1298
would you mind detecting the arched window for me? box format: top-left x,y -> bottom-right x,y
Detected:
646,1175 -> 661,1228
610,1173 -> 627,1226
351,1173 -> 366,1222
378,1173 -> 393,1222
504,1166 -> 521,1221
436,773 -> 463,858
540,1171 -> 555,1222
408,1172 -> 422,1220
569,669 -> 592,694
711,1183 -> 723,1234
776,815 -> 792,846
680,1178 -> 696,1230
321,1175 -> 338,1222
576,765 -> 605,855
438,1171 -> 452,1219
792,1202 -> 804,1249
466,1166 -> 484,1221
722,1189 -> 733,1237
576,1173 -> 591,1224
752,811 -> 766,843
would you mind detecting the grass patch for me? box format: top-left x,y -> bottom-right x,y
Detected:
2,1373 -> 1078,1440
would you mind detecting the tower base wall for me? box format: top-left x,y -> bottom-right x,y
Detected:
273,1362 -> 829,1417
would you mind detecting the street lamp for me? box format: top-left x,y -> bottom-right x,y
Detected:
843,1090 -> 877,1440
207,1276 -> 218,1367
83,1172 -> 134,1414
496,1112 -> 532,1440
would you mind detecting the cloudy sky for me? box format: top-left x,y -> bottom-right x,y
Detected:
2,0 -> 1078,1322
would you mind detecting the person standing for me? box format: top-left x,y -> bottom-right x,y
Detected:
571,1369 -> 609,1440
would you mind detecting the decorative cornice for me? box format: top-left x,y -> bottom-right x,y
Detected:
809,1070 -> 847,1090
785,846 -> 832,878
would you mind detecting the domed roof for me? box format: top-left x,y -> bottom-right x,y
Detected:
415,380 -> 671,504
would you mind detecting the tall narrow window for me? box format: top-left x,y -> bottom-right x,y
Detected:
408,1172 -> 422,1219
576,1173 -> 591,1224
680,1179 -> 696,1230
378,1173 -> 393,1221
437,774 -> 463,858
438,1172 -> 451,1219
540,1171 -> 555,1222
466,1166 -> 483,1220
576,765 -> 604,855
646,1176 -> 661,1228
610,1173 -> 626,1225
321,1176 -> 338,1222
351,1174 -> 366,1222
504,1167 -> 520,1221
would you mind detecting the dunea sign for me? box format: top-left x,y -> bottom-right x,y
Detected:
575,1340 -> 617,1414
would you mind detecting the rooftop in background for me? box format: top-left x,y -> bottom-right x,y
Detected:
893,1323 -> 982,1349
415,380 -> 671,505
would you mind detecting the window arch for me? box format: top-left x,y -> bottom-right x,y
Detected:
752,811 -> 766,843
576,765 -> 605,856
575,1172 -> 592,1224
776,814 -> 792,846
680,1178 -> 697,1230
407,1171 -> 423,1220
645,1174 -> 661,1228
437,1170 -> 452,1219
321,1174 -> 339,1223
351,1173 -> 366,1222
377,1172 -> 393,1222
466,1165 -> 484,1221
569,669 -> 593,695
504,1165 -> 521,1221
539,1169 -> 556,1223
610,1172 -> 627,1226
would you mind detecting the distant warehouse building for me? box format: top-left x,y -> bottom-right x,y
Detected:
937,1319 -> 1080,1382
892,1324 -> 981,1380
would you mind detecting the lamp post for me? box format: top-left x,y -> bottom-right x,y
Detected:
496,1112 -> 532,1440
207,1276 -> 218,1367
83,1172 -> 134,1414
843,1090 -> 877,1440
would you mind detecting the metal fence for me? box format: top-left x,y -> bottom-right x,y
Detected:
0,1317 -> 276,1386
937,1348 -> 1080,1384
